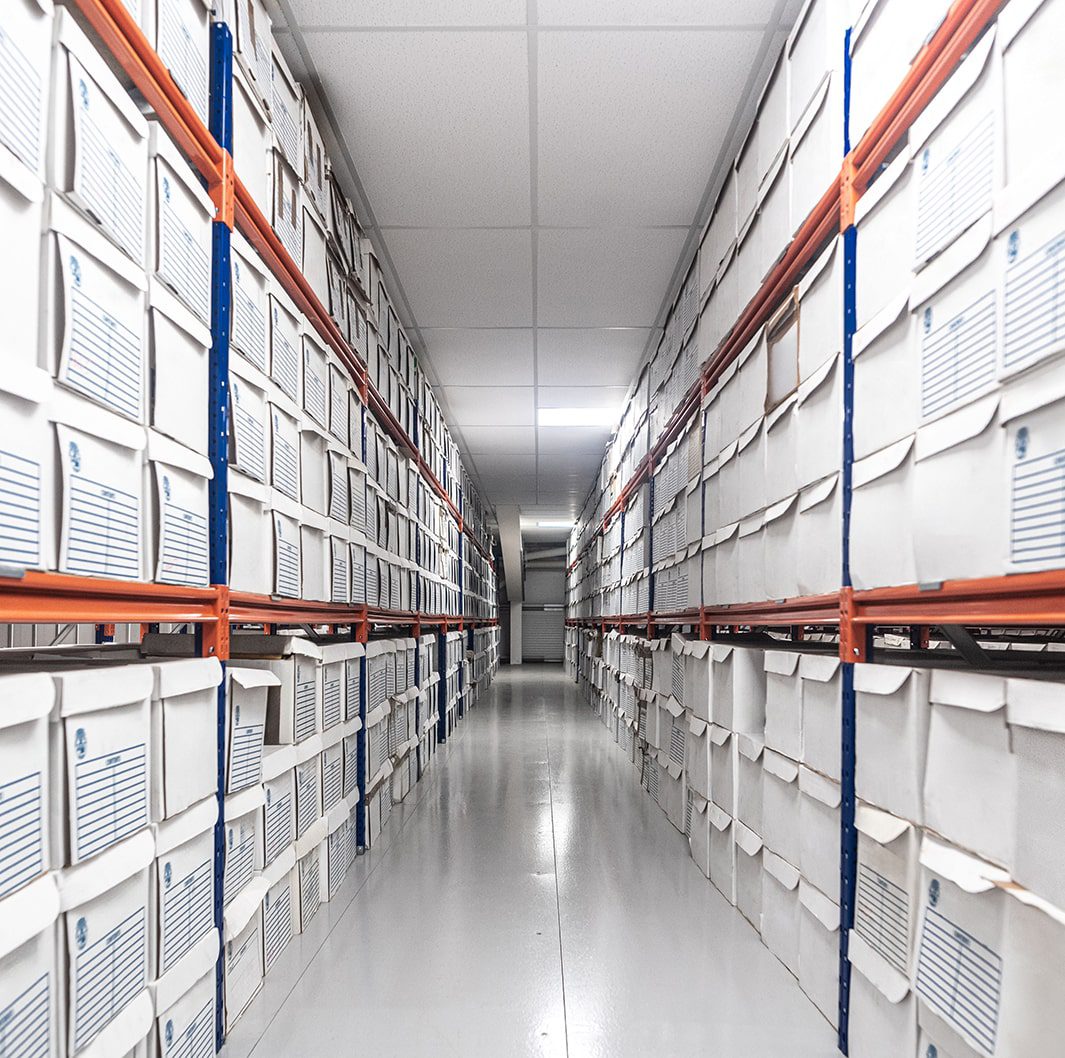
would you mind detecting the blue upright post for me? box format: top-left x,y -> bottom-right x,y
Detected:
355,646 -> 367,849
646,475 -> 655,613
838,26 -> 858,1056
437,631 -> 448,744
207,21 -> 233,1054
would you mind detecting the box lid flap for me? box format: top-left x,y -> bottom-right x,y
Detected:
929,668 -> 1006,713
736,732 -> 764,761
0,672 -> 54,728
848,931 -> 911,1003
708,801 -> 732,831
853,290 -> 910,360
739,511 -> 764,538
147,430 -> 214,479
711,644 -> 734,662
798,471 -> 839,513
853,663 -> 914,696
224,784 -> 264,822
763,749 -> 799,782
799,765 -> 841,807
1002,882 -> 1065,925
0,875 -> 59,962
58,829 -> 154,910
764,650 -> 800,676
766,391 -> 798,431
54,664 -> 153,717
230,667 -> 281,690
763,849 -> 800,888
659,695 -> 684,720
791,72 -> 833,151
295,816 -> 328,858
856,802 -> 913,844
77,990 -> 153,1058
148,276 -> 212,347
262,744 -> 297,782
52,392 -> 146,452
682,639 -> 712,659
799,653 -> 841,681
689,715 -> 709,738
1006,677 -> 1065,734
853,436 -> 914,489
690,791 -> 709,815
799,879 -> 839,929
153,656 -> 223,700
1000,355 -> 1065,424
295,733 -> 324,764
911,213 -> 992,307
154,794 -> 217,855
709,723 -> 732,746
150,931 -> 218,1014
796,353 -> 839,410
854,145 -> 912,227
224,877 -> 268,939
734,820 -> 763,855
919,834 -> 1007,892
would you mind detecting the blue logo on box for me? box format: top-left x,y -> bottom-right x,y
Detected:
75,727 -> 86,759
78,79 -> 89,110
163,475 -> 172,501
162,176 -> 171,202
69,256 -> 82,287
1008,230 -> 1020,264
164,862 -> 172,887
1016,427 -> 1030,461
75,917 -> 87,950
69,442 -> 81,473
923,307 -> 932,335
165,1021 -> 174,1047
929,879 -> 940,907
927,1046 -> 938,1058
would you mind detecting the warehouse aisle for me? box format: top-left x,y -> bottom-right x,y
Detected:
224,667 -> 837,1058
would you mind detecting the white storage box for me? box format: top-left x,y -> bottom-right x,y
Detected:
734,821 -> 763,933
786,0 -> 847,134
684,715 -> 710,800
295,743 -> 321,841
302,333 -> 330,430
0,148 -> 45,382
152,797 -> 215,979
58,832 -> 154,1055
300,516 -> 329,603
50,10 -> 148,264
270,149 -> 302,265
272,504 -> 301,599
231,635 -> 323,746
151,0 -> 210,127
795,472 -> 841,596
850,436 -> 917,590
270,43 -> 302,168
762,749 -> 801,868
148,282 -> 209,458
798,765 -> 840,903
798,654 -> 841,781
924,669 -> 1012,867
224,667 -> 274,794
295,838 -> 323,933
261,848 -> 295,973
268,401 -> 300,503
709,725 -> 735,817
147,123 -> 211,325
43,194 -> 147,424
735,733 -> 764,837
151,658 -> 221,820
847,936 -> 917,1058
854,664 -> 930,823
788,73 -> 843,236
50,665 -> 153,866
151,968 -> 215,1058
303,104 -> 328,221
711,644 -> 765,735
261,746 -> 294,869
762,849 -> 801,977
231,235 -> 270,375
320,733 -> 344,815
852,294 -> 914,460
228,475 -> 270,595
0,0 -> 53,181
0,672 -> 52,899
708,803 -> 736,904
853,803 -> 920,983
228,359 -> 268,483
763,651 -> 802,760
222,887 -> 262,1032
268,285 -> 301,405
222,786 -> 262,909
0,874 -> 59,1057
798,880 -> 839,1028
145,432 -> 211,587
302,201 -> 329,307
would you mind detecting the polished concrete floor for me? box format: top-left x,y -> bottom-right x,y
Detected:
224,665 -> 839,1058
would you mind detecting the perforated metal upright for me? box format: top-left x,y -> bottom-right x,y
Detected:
837,25 -> 858,1055
207,21 -> 234,1052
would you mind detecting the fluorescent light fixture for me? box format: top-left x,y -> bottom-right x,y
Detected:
536,519 -> 574,528
538,406 -> 617,427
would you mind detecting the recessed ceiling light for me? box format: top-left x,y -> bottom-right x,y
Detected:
538,407 -> 616,427
536,519 -> 575,528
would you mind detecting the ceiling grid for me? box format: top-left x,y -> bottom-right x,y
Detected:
272,0 -> 803,540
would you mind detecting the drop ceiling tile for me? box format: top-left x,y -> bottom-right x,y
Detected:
537,425 -> 612,454
460,425 -> 537,455
537,29 -> 763,226
387,229 -> 533,327
441,386 -> 535,426
536,0 -> 776,24
285,0 -> 526,26
421,329 -> 534,386
537,386 -> 629,411
537,228 -> 687,327
537,328 -> 653,385
308,32 -> 530,226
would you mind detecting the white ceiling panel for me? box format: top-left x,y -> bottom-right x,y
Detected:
386,229 -> 534,327
422,329 -> 535,386
536,425 -> 612,455
440,386 -> 535,426
309,31 -> 530,227
538,29 -> 763,226
537,328 -> 653,385
536,0 -> 777,25
537,386 -> 630,411
537,227 -> 687,327
282,0 -> 527,27
461,426 -> 537,454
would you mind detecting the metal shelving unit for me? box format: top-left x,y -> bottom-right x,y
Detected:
0,0 -> 497,1049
